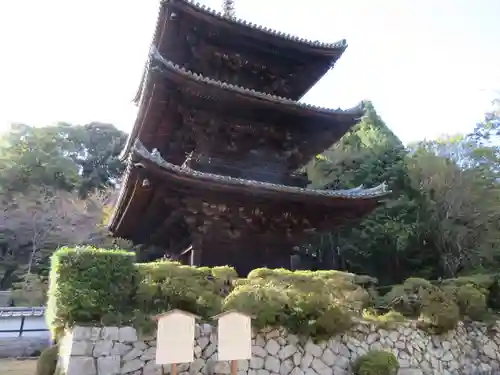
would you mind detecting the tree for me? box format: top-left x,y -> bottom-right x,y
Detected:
407,140 -> 500,277
0,189 -> 107,289
0,123 -> 81,193
0,122 -> 127,197
66,122 -> 128,197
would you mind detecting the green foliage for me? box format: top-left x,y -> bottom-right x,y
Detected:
0,121 -> 126,291
68,122 -> 127,197
36,345 -> 58,375
487,275 -> 500,309
441,283 -> 488,321
225,268 -> 363,340
46,247 -> 138,338
455,284 -> 488,320
0,122 -> 126,196
419,288 -> 460,334
306,102 -> 426,284
136,262 -> 236,318
47,247 -> 500,339
362,310 -> 406,329
0,123 -> 81,193
306,98 -> 500,285
11,273 -> 48,306
352,350 -> 399,375
384,278 -> 434,317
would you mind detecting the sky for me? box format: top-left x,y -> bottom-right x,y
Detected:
0,0 -> 499,144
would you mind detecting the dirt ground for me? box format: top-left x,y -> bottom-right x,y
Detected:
0,358 -> 37,374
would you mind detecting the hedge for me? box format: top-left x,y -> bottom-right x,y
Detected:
46,247 -> 138,337
46,247 -> 500,340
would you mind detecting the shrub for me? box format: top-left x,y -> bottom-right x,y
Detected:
46,246 -> 138,338
487,274 -> 500,309
441,283 -> 488,321
47,246 -> 496,341
385,277 -> 434,317
362,310 -> 406,329
224,268 -> 361,340
11,273 -> 48,306
419,287 -> 460,334
136,262 -> 236,319
36,345 -> 58,375
352,350 -> 399,375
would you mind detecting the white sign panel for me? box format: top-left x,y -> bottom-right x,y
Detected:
156,310 -> 196,364
217,311 -> 252,361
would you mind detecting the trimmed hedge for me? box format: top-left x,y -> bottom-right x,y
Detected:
46,247 -> 500,340
46,247 -> 138,337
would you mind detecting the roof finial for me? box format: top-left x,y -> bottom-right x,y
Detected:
223,0 -> 235,18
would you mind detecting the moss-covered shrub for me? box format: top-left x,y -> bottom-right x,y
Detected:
456,284 -> 488,320
362,310 -> 406,329
441,283 -> 488,320
46,246 -> 499,340
46,247 -> 138,338
419,287 -> 460,334
385,277 -> 434,317
36,345 -> 58,375
224,268 -> 368,340
136,262 -> 236,318
352,350 -> 399,375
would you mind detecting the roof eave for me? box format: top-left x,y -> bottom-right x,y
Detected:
132,140 -> 391,202
163,0 -> 348,53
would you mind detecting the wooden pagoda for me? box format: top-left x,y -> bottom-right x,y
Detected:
109,0 -> 389,276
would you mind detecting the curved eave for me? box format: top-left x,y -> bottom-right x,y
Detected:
132,142 -> 390,208
151,48 -> 364,119
164,0 -> 347,54
121,49 -> 364,163
107,165 -> 136,234
134,0 -> 347,104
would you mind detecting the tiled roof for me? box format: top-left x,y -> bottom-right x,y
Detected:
162,0 -> 347,49
150,46 -> 365,116
134,141 -> 390,200
0,307 -> 45,318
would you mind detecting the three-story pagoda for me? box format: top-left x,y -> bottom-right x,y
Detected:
109,0 -> 389,276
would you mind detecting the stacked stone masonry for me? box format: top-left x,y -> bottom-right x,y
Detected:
59,321 -> 500,375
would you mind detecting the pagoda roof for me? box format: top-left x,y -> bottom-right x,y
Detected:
109,141 -> 390,249
121,47 -> 364,165
134,0 -> 348,103
134,141 -> 389,203
150,47 -> 358,115
160,0 -> 346,52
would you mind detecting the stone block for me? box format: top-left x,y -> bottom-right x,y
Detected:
67,356 -> 97,375
97,355 -> 120,375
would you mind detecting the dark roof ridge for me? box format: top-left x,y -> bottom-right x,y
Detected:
151,46 -> 365,116
163,0 -> 348,50
134,140 -> 391,200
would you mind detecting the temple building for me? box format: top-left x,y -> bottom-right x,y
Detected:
109,0 -> 390,276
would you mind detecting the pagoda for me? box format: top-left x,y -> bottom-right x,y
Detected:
109,0 -> 389,276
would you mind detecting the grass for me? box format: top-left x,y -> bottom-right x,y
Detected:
0,358 -> 37,375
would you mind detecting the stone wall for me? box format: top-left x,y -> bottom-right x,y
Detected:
0,336 -> 50,358
59,321 -> 500,375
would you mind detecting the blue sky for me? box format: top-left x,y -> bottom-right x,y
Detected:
0,0 -> 498,144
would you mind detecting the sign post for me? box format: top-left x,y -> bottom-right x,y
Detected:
152,309 -> 201,375
213,310 -> 254,375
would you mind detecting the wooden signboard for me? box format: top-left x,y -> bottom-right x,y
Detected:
214,310 -> 253,361
153,309 -> 200,366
